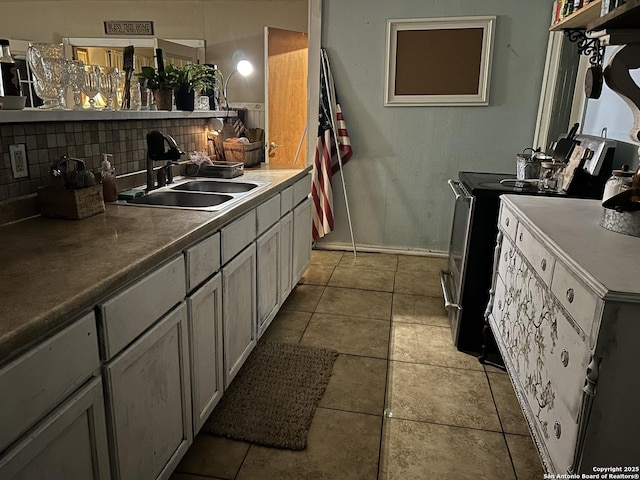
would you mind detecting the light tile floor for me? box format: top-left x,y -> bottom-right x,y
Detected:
171,250 -> 544,480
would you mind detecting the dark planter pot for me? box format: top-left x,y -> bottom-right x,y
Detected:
153,88 -> 173,111
175,86 -> 195,111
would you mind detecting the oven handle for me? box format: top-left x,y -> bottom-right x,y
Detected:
448,179 -> 468,202
439,270 -> 461,312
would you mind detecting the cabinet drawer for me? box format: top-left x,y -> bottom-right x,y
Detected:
515,223 -> 554,286
546,306 -> 591,418
499,204 -> 518,241
551,261 -> 600,336
280,185 -> 294,215
0,312 -> 99,453
99,255 -> 186,360
185,232 -> 220,292
256,194 -> 281,236
221,210 -> 257,264
293,173 -> 311,206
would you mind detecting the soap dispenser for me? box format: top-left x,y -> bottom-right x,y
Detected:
101,153 -> 118,202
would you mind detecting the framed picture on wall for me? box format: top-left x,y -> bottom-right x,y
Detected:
384,16 -> 496,106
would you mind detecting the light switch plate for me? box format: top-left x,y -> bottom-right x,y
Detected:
9,143 -> 29,179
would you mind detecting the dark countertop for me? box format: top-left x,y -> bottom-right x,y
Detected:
0,165 -> 310,366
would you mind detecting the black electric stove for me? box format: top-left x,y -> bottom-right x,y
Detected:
443,171 -> 593,360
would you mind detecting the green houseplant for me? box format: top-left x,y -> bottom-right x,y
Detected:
137,66 -> 173,111
164,63 -> 221,111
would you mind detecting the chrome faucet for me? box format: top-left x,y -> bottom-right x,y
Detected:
146,131 -> 184,191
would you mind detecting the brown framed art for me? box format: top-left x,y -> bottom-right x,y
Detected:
384,16 -> 496,106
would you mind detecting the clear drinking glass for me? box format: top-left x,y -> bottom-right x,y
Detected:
63,60 -> 85,110
99,66 -> 120,111
81,65 -> 101,110
26,42 -> 64,109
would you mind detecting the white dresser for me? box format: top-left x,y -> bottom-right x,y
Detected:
486,195 -> 640,474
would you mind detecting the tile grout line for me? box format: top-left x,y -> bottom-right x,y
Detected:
388,357 -> 488,373
377,264 -> 398,480
484,368 -> 520,480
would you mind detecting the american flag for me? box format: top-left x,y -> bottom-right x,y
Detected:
312,49 -> 353,242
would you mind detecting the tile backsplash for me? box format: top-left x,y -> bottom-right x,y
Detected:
0,118 -> 210,202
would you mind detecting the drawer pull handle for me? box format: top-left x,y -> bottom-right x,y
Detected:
566,288 -> 575,303
554,421 -> 562,439
498,300 -> 502,310
561,349 -> 569,367
505,217 -> 510,227
540,258 -> 547,271
519,232 -> 523,242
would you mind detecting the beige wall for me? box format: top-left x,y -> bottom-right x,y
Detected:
0,0 -> 307,102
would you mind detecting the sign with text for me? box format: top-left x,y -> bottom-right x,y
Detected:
104,20 -> 154,36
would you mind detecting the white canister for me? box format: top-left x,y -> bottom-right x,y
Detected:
602,166 -> 634,204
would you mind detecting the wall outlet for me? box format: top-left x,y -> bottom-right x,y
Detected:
9,144 -> 29,179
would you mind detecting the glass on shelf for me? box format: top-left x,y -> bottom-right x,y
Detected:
99,66 -> 120,111
81,65 -> 101,110
63,60 -> 85,111
26,42 -> 65,109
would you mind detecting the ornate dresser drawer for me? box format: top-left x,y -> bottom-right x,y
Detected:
515,221 -> 555,286
498,203 -> 518,241
551,260 -> 601,338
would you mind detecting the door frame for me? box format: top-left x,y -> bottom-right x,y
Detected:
306,0 -> 322,166
533,31 -> 589,150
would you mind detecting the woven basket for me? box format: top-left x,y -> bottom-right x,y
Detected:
223,140 -> 263,167
37,185 -> 105,220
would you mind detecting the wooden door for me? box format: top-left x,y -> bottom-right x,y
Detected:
265,27 -> 308,166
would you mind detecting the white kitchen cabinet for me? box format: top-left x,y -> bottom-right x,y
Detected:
279,211 -> 294,304
0,312 -> 100,454
292,197 -> 312,286
222,243 -> 257,388
221,210 -> 256,265
185,232 -> 220,293
98,255 -> 186,360
0,377 -> 110,480
187,273 -> 224,434
486,195 -> 640,474
256,223 -> 281,338
104,303 -> 191,480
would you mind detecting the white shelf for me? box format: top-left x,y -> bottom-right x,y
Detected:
0,109 -> 236,124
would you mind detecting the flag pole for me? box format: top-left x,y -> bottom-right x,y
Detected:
321,50 -> 357,258
293,124 -> 307,165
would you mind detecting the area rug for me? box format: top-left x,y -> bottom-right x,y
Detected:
202,341 -> 338,450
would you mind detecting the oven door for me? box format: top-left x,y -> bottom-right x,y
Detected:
440,179 -> 475,344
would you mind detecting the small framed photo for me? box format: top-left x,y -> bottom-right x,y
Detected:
384,16 -> 496,106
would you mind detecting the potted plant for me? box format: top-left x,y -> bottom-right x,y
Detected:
137,66 -> 174,111
164,63 -> 221,111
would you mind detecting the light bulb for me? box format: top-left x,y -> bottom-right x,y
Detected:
236,60 -> 253,77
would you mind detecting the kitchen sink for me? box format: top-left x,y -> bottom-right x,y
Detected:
127,191 -> 233,208
171,180 -> 258,193
118,177 -> 271,212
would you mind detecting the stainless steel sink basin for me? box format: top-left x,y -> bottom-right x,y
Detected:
171,180 -> 259,193
127,191 -> 233,208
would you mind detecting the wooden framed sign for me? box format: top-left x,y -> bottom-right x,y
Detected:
384,16 -> 496,106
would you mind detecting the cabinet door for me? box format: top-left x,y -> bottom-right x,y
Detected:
279,211 -> 294,304
222,243 -> 257,388
292,197 -> 312,286
0,377 -> 111,480
104,303 -> 192,480
257,223 -> 280,338
187,273 -> 224,435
